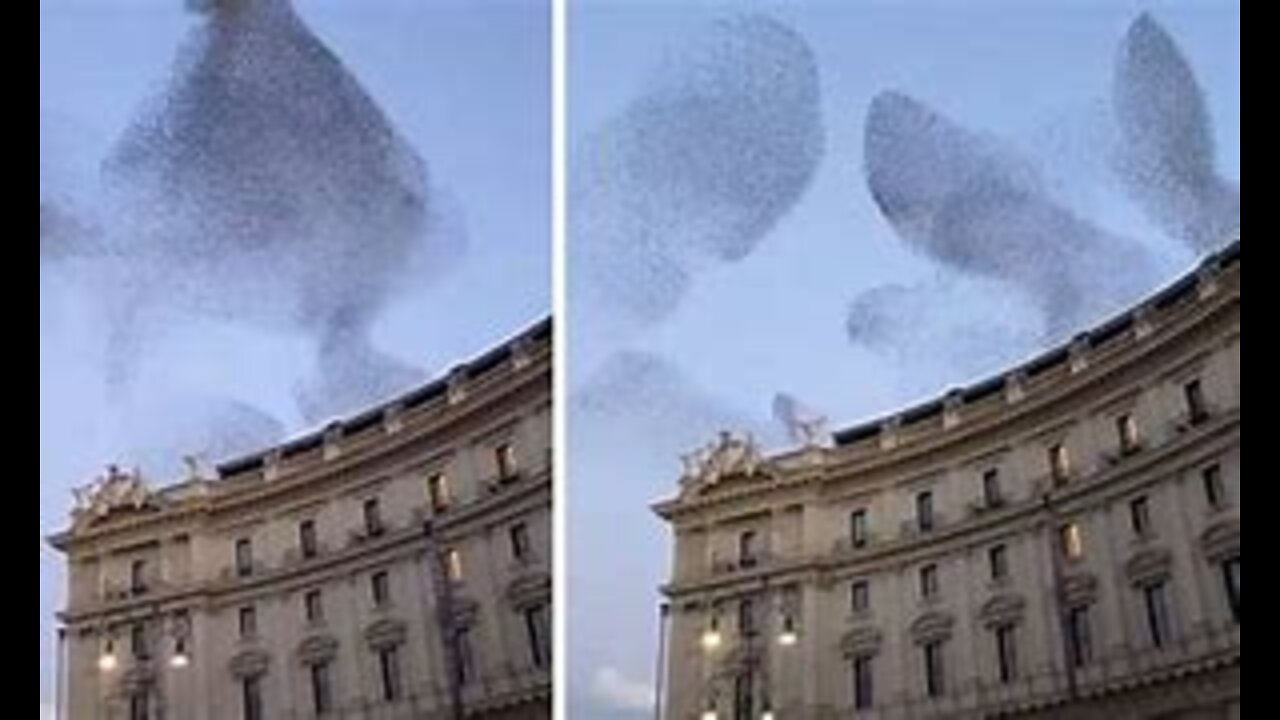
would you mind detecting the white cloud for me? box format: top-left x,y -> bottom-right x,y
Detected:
592,667 -> 654,713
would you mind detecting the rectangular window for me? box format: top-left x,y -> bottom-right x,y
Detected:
239,605 -> 257,640
850,580 -> 870,614
235,538 -> 253,577
310,660 -> 333,715
363,497 -> 384,537
1049,444 -> 1070,485
456,626 -> 476,686
1223,556 -> 1240,624
525,604 -> 551,668
850,509 -> 869,548
378,645 -> 402,702
920,564 -> 938,600
1144,581 -> 1172,648
1184,378 -> 1208,423
1130,496 -> 1151,537
305,590 -> 324,624
130,622 -> 149,660
737,597 -> 756,637
995,625 -> 1017,683
733,671 -> 754,720
916,491 -> 934,532
129,693 -> 149,720
738,530 -> 759,568
300,520 -> 318,559
982,469 -> 1002,507
989,545 -> 1008,583
852,654 -> 873,709
371,571 -> 390,607
1203,464 -> 1225,509
1067,606 -> 1092,667
495,442 -> 518,479
510,522 -> 531,562
130,559 -> 148,595
428,472 -> 451,513
1060,522 -> 1083,560
923,640 -> 945,698
1117,413 -> 1140,453
241,675 -> 263,720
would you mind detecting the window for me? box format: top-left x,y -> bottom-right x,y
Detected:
1222,556 -> 1240,624
241,675 -> 263,720
443,548 -> 464,582
995,624 -> 1017,683
1130,496 -> 1151,537
732,671 -> 755,720
235,538 -> 253,577
525,604 -> 551,668
1049,444 -> 1070,485
1203,464 -> 1225,509
919,564 -> 938,600
982,469 -> 1002,507
428,472 -> 451,513
299,520 -> 318,559
310,660 -> 333,715
510,522 -> 531,562
455,626 -> 476,686
1184,378 -> 1208,423
916,491 -> 934,532
378,645 -> 402,702
363,498 -> 384,537
1143,581 -> 1172,648
1060,522 -> 1083,560
495,442 -> 518,479
305,590 -> 324,624
852,654 -> 874,709
130,622 -> 149,660
1067,606 -> 1092,667
129,692 -> 150,720
1117,414 -> 1140,453
238,606 -> 257,640
737,597 -> 756,637
371,571 -> 390,607
850,509 -> 869,548
850,580 -> 870,614
738,530 -> 759,568
989,545 -> 1008,583
130,559 -> 148,595
923,640 -> 945,698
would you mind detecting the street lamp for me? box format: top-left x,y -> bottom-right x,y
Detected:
700,698 -> 718,720
776,615 -> 798,647
169,637 -> 190,670
701,614 -> 722,651
98,637 -> 118,673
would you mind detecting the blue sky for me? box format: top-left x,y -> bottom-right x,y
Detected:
40,0 -> 548,712
567,2 -> 1238,718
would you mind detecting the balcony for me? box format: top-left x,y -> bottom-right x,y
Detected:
708,551 -> 773,576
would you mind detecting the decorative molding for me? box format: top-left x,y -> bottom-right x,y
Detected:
364,618 -> 407,649
1061,573 -> 1099,608
1200,519 -> 1241,562
228,648 -> 271,678
506,571 -> 551,610
910,610 -> 955,644
296,634 -> 339,665
1125,548 -> 1173,587
840,625 -> 883,657
979,593 -> 1027,629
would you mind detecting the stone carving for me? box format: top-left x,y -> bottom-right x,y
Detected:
71,465 -> 156,521
681,431 -> 768,488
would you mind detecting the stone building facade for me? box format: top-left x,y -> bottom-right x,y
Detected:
655,243 -> 1239,720
50,319 -> 553,720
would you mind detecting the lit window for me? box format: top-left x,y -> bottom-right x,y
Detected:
1060,523 -> 1083,560
495,443 -> 518,479
1049,444 -> 1070,485
1117,414 -> 1141,453
428,473 -> 452,513
443,549 -> 464,583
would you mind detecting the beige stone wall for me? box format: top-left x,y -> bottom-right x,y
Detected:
52,321 -> 553,720
658,248 -> 1239,720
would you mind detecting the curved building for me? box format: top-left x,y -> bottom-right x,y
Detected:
50,319 -> 552,720
655,244 -> 1239,720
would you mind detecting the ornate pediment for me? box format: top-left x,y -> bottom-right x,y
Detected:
229,648 -> 271,678
979,594 -> 1027,628
1061,573 -> 1099,607
297,634 -> 339,665
364,618 -> 407,649
1200,519 -> 1240,562
840,626 -> 883,656
910,611 -> 955,644
1125,547 -> 1173,587
506,570 -> 551,610
71,466 -> 161,526
680,431 -> 772,494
